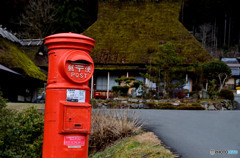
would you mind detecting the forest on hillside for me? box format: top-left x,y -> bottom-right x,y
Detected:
1,0 -> 240,58
182,0 -> 240,58
0,0 -> 98,38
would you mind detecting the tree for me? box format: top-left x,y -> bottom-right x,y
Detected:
54,0 -> 97,33
195,23 -> 212,48
202,60 -> 231,91
18,0 -> 57,38
112,77 -> 140,97
146,42 -> 186,97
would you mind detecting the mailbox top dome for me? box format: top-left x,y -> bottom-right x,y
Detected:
44,32 -> 95,52
45,32 -> 94,41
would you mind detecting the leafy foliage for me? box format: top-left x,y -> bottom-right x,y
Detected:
112,85 -> 129,96
176,105 -> 205,110
206,80 -> 219,99
112,77 -> 142,97
0,91 -> 7,110
202,60 -> 231,91
219,88 -> 234,101
55,0 -> 97,33
0,107 -> 44,158
202,60 -> 231,80
17,0 -> 57,38
115,77 -> 136,84
146,42 -> 187,97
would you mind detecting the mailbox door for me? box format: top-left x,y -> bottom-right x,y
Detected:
59,101 -> 91,134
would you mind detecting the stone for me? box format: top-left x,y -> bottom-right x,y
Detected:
132,99 -> 138,103
172,103 -> 179,106
208,104 -> 216,110
121,101 -> 128,104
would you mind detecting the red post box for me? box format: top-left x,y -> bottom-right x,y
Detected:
42,33 -> 95,158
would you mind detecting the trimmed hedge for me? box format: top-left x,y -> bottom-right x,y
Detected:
176,105 -> 205,110
219,89 -> 234,101
158,103 -> 176,110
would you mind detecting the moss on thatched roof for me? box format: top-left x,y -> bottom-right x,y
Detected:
84,0 -> 211,68
0,37 -> 47,80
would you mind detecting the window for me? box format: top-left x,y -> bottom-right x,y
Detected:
96,76 -> 107,90
96,75 -> 119,91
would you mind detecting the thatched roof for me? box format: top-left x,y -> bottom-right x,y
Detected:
84,0 -> 211,69
0,37 -> 46,80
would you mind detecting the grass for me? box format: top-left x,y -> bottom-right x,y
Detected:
5,104 -> 177,157
90,132 -> 177,158
6,102 -> 45,111
90,109 -> 142,153
200,99 -> 225,102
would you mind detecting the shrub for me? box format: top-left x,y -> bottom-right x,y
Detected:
0,91 -> 7,109
189,91 -> 199,98
158,103 -> 176,110
89,109 -> 142,153
0,107 -> 44,158
176,105 -> 205,110
219,88 -> 234,101
145,102 -> 155,109
177,90 -> 186,99
191,103 -> 201,106
112,86 -> 129,97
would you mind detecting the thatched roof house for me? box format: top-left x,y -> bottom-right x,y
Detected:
0,27 -> 46,101
84,0 -> 211,69
83,0 -> 211,98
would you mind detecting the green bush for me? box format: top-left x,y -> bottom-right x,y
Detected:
112,86 -> 129,97
0,107 -> 44,158
189,91 -> 197,96
219,88 -> 234,101
158,103 -> 176,109
176,105 -> 205,110
0,91 -> 7,109
191,103 -> 201,106
145,102 -> 155,109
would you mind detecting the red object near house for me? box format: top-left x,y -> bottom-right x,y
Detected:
42,33 -> 95,158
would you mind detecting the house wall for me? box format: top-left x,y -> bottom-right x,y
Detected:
225,78 -> 235,90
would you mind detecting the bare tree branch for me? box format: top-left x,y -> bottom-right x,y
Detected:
18,0 -> 57,38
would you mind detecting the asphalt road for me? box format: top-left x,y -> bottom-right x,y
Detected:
134,110 -> 240,158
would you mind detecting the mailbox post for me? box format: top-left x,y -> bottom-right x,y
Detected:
42,33 -> 95,158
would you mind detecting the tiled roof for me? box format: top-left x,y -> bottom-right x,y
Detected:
221,58 -> 239,64
21,39 -> 43,46
0,25 -> 43,46
0,26 -> 22,44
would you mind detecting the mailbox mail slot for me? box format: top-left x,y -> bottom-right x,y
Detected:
59,51 -> 94,84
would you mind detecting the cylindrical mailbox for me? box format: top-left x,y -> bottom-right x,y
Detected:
42,33 -> 95,158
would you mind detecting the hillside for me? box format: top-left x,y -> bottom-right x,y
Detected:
84,0 -> 211,69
